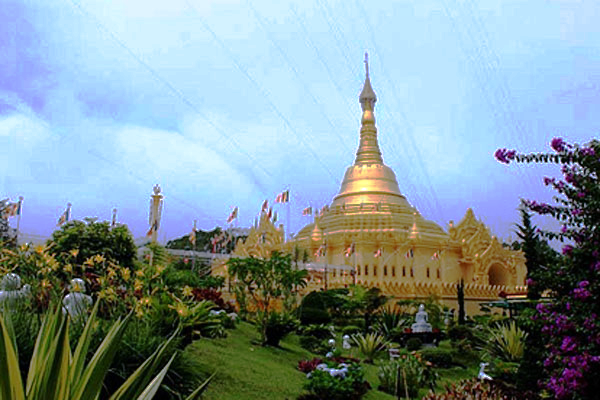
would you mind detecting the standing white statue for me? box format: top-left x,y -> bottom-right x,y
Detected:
0,273 -> 31,310
62,278 -> 93,321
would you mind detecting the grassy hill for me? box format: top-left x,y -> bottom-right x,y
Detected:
184,322 -> 478,400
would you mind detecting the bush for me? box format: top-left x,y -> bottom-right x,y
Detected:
302,362 -> 370,400
447,324 -> 473,341
299,324 -> 335,339
483,321 -> 528,362
406,337 -> 422,351
298,291 -> 332,325
378,352 -> 438,398
421,378 -> 523,400
341,325 -> 362,335
299,335 -> 330,354
263,312 -> 298,347
419,347 -> 454,368
352,333 -> 388,363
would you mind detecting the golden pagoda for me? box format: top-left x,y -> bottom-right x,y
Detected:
213,55 -> 527,315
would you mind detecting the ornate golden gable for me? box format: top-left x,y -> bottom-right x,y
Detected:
232,213 -> 285,258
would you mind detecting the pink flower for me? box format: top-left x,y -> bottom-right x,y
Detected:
562,245 -> 573,255
551,137 -> 566,152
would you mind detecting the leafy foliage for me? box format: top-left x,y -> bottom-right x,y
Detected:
496,138 -> 600,399
227,251 -> 307,344
378,352 -> 437,398
0,304 -> 211,400
48,220 -> 137,270
351,333 -> 388,363
301,362 -> 370,400
482,321 -> 528,363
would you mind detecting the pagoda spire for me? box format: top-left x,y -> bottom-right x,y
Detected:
355,52 -> 383,165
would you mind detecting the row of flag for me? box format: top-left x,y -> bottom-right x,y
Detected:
1,199 -> 22,219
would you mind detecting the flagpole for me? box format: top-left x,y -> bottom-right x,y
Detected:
286,187 -> 291,242
192,219 -> 197,272
15,196 -> 23,246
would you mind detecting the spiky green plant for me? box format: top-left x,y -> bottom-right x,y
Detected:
375,306 -> 407,339
351,332 -> 388,363
485,320 -> 528,362
0,304 -> 212,400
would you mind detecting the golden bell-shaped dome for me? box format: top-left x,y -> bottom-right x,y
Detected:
332,53 -> 410,209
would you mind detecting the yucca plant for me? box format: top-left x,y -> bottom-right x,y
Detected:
0,304 -> 212,400
375,306 -> 407,339
352,332 -> 388,363
484,320 -> 528,362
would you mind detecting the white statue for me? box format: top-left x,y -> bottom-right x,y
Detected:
342,334 -> 351,350
478,362 -> 492,381
62,278 -> 93,321
411,304 -> 433,333
0,273 -> 31,310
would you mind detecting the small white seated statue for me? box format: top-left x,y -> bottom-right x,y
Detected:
62,278 -> 93,321
0,273 -> 31,310
342,334 -> 351,350
411,304 -> 433,333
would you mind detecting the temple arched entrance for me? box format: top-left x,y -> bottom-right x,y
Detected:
488,263 -> 510,286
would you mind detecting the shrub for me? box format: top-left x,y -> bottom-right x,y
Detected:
447,324 -> 473,341
299,324 -> 335,339
422,378 -> 521,400
262,311 -> 298,347
352,333 -> 388,363
406,337 -> 422,351
341,325 -> 362,335
299,335 -> 330,354
191,288 -> 228,310
378,352 -> 438,398
302,362 -> 370,400
298,357 -> 324,373
298,291 -> 332,325
483,321 -> 528,362
419,347 -> 454,368
375,306 -> 408,339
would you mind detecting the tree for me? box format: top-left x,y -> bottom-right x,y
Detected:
496,138 -> 600,399
226,251 -> 307,345
0,199 -> 16,247
48,219 -> 137,269
457,279 -> 465,325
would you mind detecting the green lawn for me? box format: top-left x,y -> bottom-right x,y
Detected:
186,322 -> 479,400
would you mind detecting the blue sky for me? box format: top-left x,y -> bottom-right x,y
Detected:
1,0 -> 599,243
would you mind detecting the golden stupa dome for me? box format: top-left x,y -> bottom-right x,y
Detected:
295,53 -> 447,243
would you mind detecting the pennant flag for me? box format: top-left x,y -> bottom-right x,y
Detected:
374,248 -> 382,258
15,198 -> 22,216
345,243 -> 355,257
405,248 -> 414,258
5,202 -> 19,217
267,207 -> 273,220
227,206 -> 238,223
261,200 -> 269,213
302,206 -> 313,216
146,221 -> 158,237
273,211 -> 278,223
431,251 -> 439,260
275,190 -> 290,203
315,243 -> 327,257
189,227 -> 196,245
57,205 -> 71,227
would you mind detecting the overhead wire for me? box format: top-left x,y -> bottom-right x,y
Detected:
184,0 -> 341,186
353,0 -> 447,224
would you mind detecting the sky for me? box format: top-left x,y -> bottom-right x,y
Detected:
1,0 -> 599,244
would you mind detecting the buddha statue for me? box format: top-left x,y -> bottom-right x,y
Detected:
411,304 -> 432,333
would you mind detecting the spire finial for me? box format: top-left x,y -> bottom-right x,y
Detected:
364,52 -> 369,78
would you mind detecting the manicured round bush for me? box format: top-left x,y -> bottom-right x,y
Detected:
419,347 -> 454,368
406,337 -> 422,351
341,325 -> 362,335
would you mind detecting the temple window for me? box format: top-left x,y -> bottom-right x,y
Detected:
410,267 -> 414,277
437,269 -> 440,279
392,266 -> 396,277
373,265 -> 377,276
333,269 -> 337,277
426,268 -> 430,278
365,265 -> 369,275
384,265 -> 388,276
357,265 -> 361,276
402,266 -> 406,277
